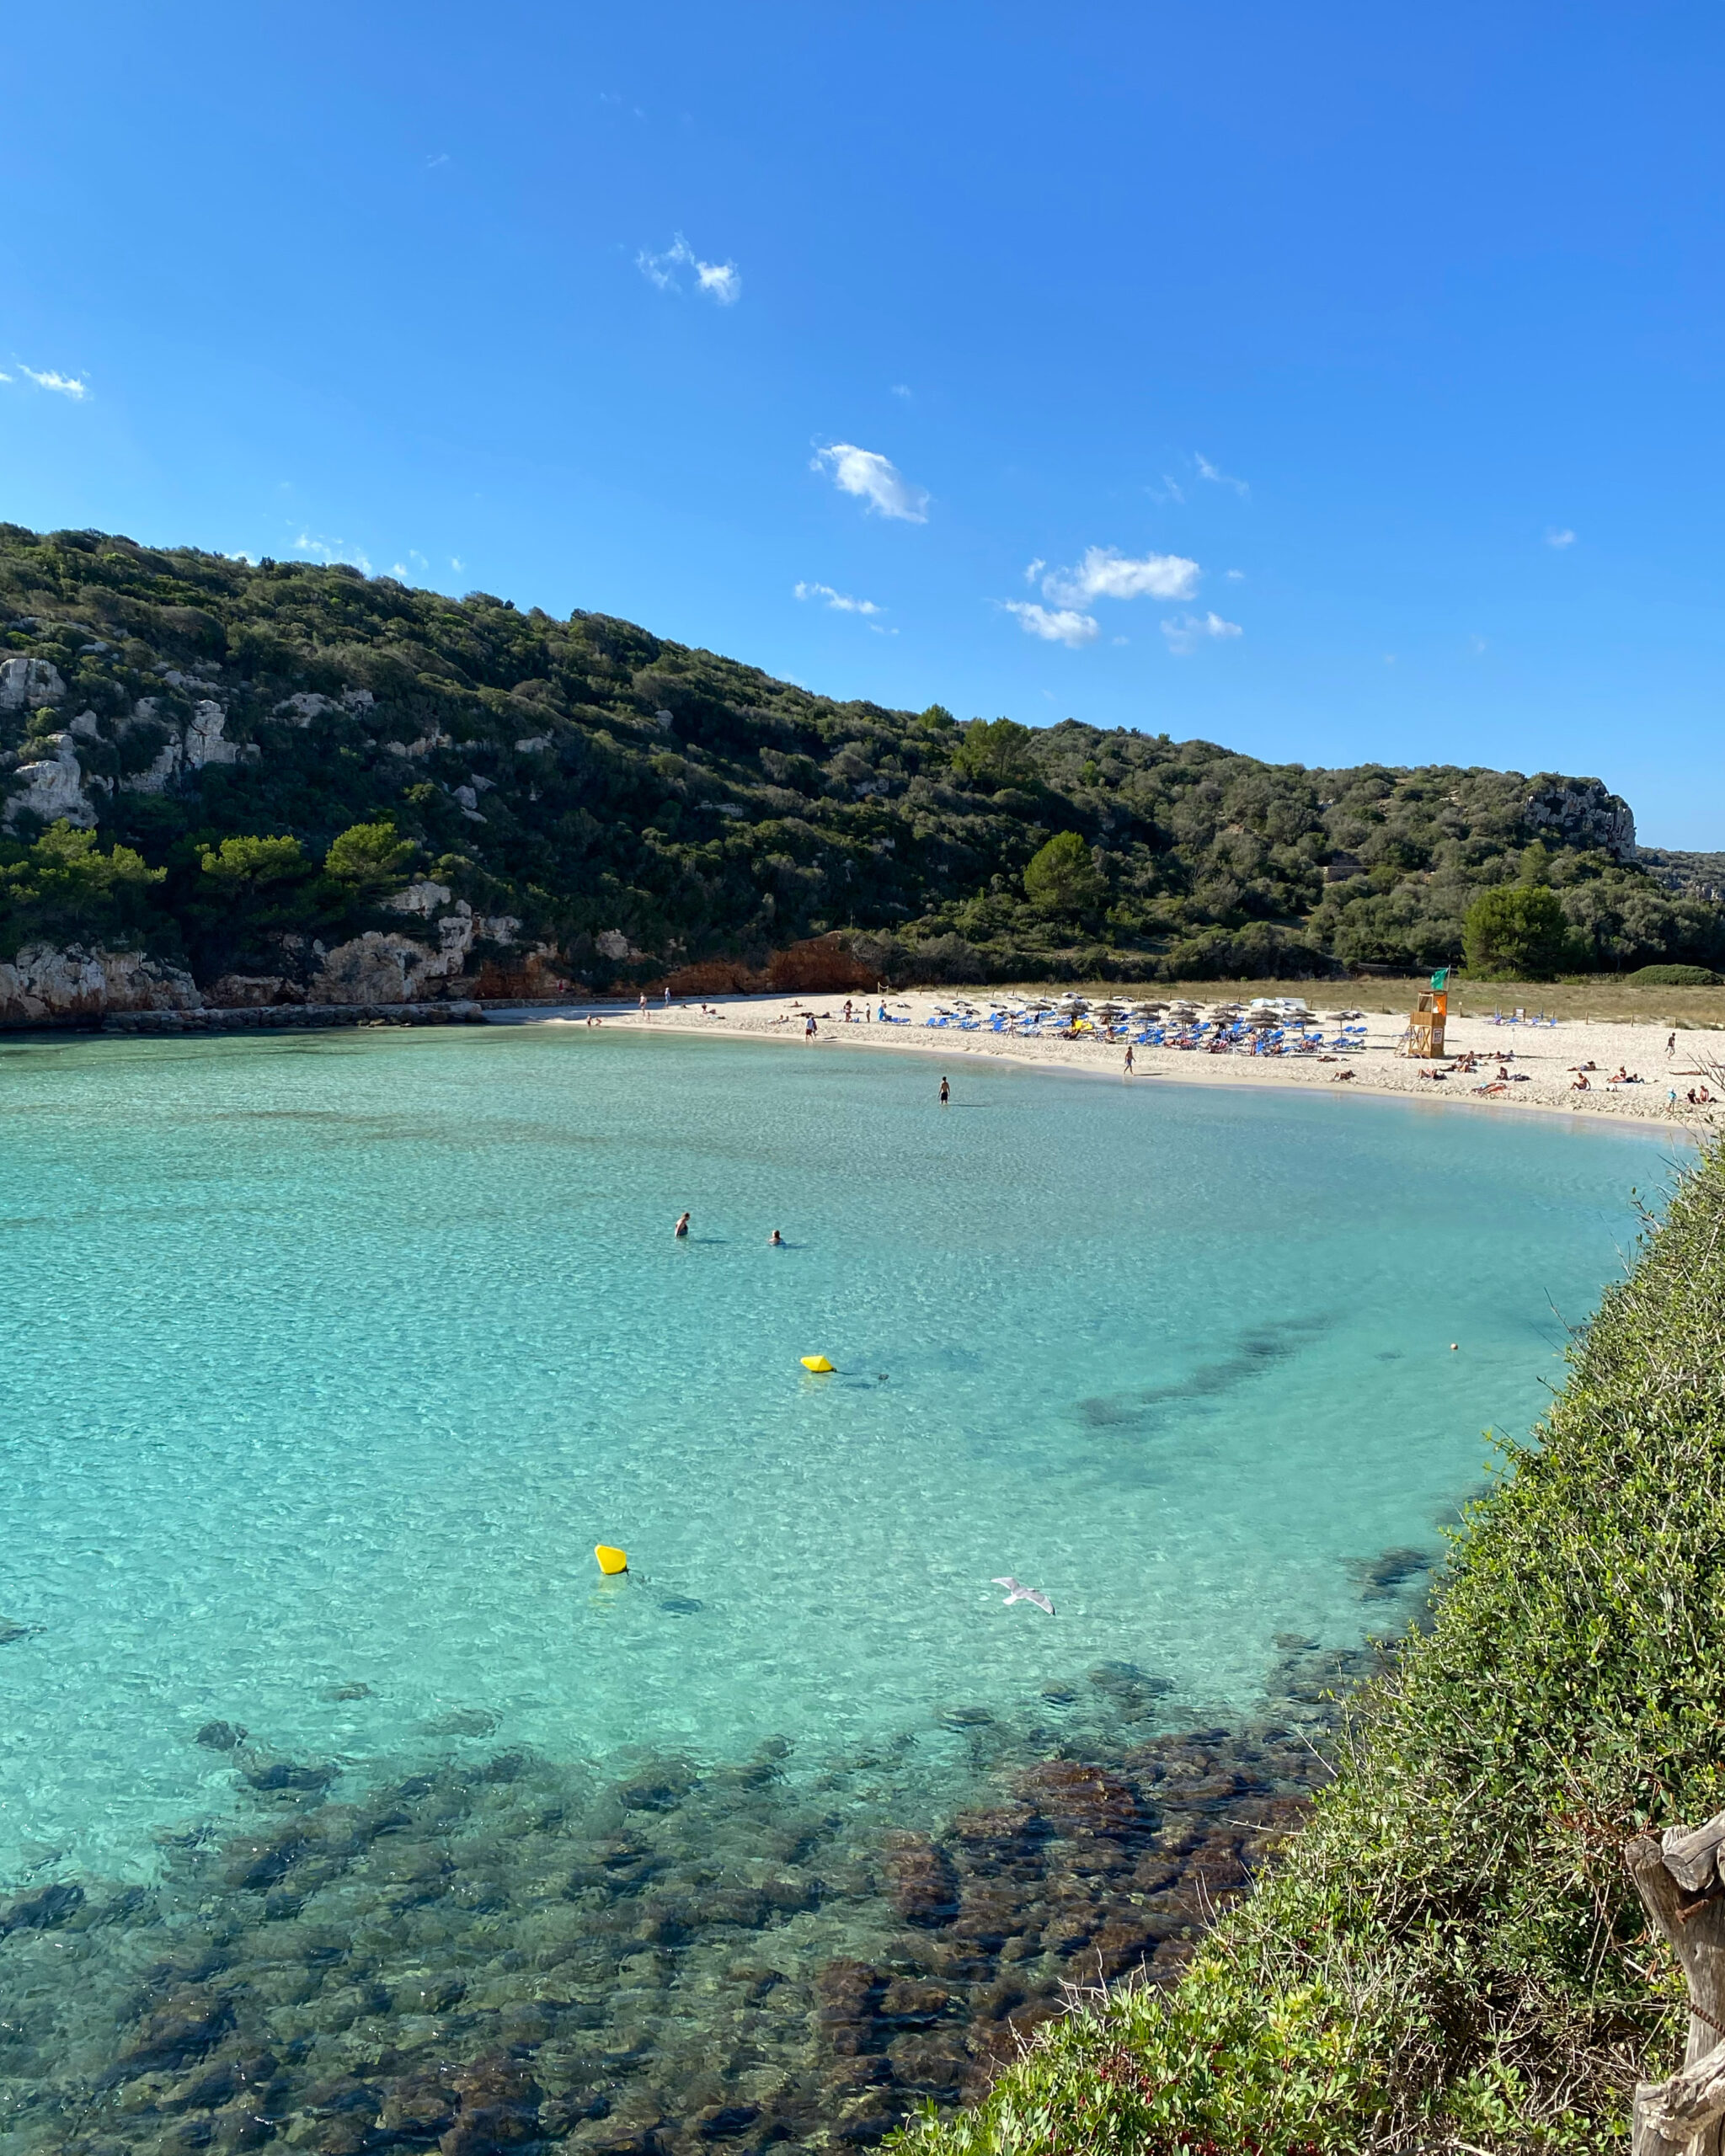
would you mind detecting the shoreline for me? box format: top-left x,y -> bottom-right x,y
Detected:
491,989 -> 1723,1138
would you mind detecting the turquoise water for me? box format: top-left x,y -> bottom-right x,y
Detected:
0,1025 -> 1664,1887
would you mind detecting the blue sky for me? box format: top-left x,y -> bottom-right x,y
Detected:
5,2 -> 1723,843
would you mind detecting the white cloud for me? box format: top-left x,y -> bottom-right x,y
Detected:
694,259 -> 741,304
794,579 -> 884,616
1161,611 -> 1242,655
638,233 -> 740,304
1003,601 -> 1098,647
426,152 -> 449,168
392,562 -> 409,579
1546,526 -> 1576,548
294,531 -> 373,575
451,557 -> 464,572
1043,545 -> 1199,606
1195,451 -> 1247,495
890,382 -> 912,399
0,370 -> 10,383
1023,558 -> 1045,584
1150,475 -> 1186,504
811,442 -> 929,522
19,366 -> 88,399
1225,568 -> 1245,580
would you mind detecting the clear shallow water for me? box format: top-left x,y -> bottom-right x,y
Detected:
0,1025 -> 1664,1886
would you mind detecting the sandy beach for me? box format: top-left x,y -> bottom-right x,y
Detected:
499,988 -> 1725,1134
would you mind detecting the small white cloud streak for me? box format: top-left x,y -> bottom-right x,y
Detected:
451,557 -> 464,572
1162,611 -> 1242,655
1546,527 -> 1576,548
811,443 -> 928,522
1023,558 -> 1045,584
1225,568 -> 1245,580
295,531 -> 373,576
1004,601 -> 1098,647
19,366 -> 89,399
638,233 -> 740,304
890,382 -> 912,399
794,579 -> 884,616
1194,451 -> 1247,495
1043,545 -> 1199,606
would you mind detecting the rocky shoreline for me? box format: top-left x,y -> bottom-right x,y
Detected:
0,1641 -> 1381,2156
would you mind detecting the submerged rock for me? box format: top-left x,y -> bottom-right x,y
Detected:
0,1665 -> 1351,2154
0,1881 -> 84,1937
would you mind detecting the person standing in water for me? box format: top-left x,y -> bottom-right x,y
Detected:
939,1075 -> 950,1106
674,1211 -> 691,1238
768,1229 -> 784,1246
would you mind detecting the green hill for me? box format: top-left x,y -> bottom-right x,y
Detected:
3,522 -> 1719,996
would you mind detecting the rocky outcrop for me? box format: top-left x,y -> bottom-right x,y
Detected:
271,687 -> 373,726
1524,776 -> 1637,862
118,696 -> 254,792
3,734 -> 99,829
301,881 -> 528,1005
0,943 -> 203,1026
0,656 -> 65,711
0,875 -> 560,1026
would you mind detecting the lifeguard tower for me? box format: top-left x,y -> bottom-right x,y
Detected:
1403,967 -> 1449,1058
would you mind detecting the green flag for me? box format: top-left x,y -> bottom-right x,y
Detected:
1430,966 -> 1450,990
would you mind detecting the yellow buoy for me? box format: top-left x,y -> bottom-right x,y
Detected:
594,1544 -> 629,1575
800,1354 -> 836,1374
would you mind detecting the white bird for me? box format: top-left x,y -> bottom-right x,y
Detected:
992,1575 -> 1055,1615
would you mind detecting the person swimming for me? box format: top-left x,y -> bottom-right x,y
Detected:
674,1211 -> 691,1238
768,1229 -> 784,1246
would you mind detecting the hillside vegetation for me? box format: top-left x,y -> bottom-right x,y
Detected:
897,1134 -> 1725,2156
3,523 -> 1721,993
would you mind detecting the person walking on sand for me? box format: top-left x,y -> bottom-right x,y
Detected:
1123,1043 -> 1135,1078
939,1075 -> 950,1106
674,1211 -> 691,1238
1669,1033 -> 1678,1055
804,1013 -> 817,1041
638,992 -> 648,1018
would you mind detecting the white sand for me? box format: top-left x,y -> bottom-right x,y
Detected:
496,990 -> 1725,1134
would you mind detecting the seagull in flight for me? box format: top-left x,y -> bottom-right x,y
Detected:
992,1575 -> 1055,1615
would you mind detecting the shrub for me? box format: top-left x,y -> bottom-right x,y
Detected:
1625,963 -> 1722,986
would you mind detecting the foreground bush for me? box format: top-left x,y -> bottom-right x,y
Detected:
899,1139 -> 1725,2155
1626,963 -> 1723,987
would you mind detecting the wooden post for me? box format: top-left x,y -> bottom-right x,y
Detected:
1627,1814 -> 1725,2154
